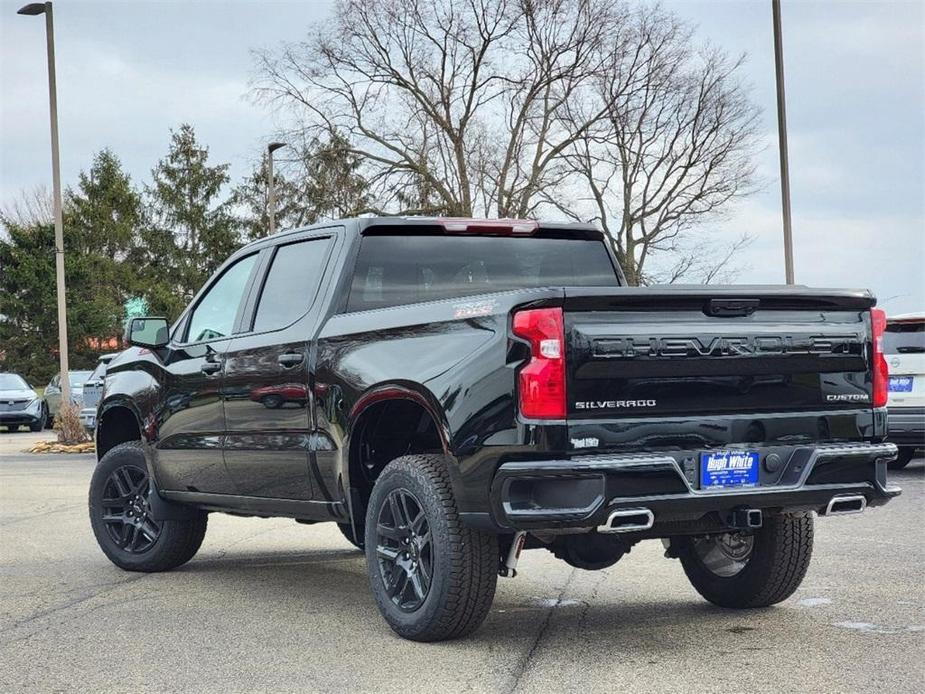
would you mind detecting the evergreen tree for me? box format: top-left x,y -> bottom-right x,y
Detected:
144,124 -> 240,314
231,156 -> 302,240
232,131 -> 369,239
299,131 -> 369,221
0,219 -> 60,384
0,152 -> 146,383
66,149 -> 144,354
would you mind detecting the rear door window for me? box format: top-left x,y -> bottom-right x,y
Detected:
252,237 -> 332,333
347,234 -> 618,312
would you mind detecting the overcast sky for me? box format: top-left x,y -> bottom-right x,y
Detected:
1,0 -> 922,314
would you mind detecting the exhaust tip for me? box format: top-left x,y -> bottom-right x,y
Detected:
824,495 -> 867,516
597,508 -> 654,533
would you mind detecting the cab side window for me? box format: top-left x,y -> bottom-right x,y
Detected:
186,254 -> 258,343
251,237 -> 331,333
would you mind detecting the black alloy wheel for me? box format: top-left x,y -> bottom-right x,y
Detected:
375,488 -> 433,612
364,455 -> 498,641
90,441 -> 208,572
101,465 -> 162,554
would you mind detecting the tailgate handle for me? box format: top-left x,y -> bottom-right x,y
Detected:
706,299 -> 760,317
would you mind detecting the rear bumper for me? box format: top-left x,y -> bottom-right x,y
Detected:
489,442 -> 900,533
887,407 -> 925,448
78,408 -> 97,432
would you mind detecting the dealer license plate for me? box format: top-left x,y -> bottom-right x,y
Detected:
889,376 -> 913,393
700,450 -> 759,490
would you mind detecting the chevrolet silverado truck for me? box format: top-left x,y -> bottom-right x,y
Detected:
89,217 -> 900,641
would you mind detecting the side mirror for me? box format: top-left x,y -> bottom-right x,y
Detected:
126,317 -> 169,349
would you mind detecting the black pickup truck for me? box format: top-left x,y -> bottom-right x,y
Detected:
89,217 -> 900,641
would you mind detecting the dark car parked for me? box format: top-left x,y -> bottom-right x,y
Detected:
0,372 -> 48,432
89,217 -> 900,641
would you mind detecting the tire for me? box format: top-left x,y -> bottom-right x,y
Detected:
888,448 -> 915,470
29,418 -> 43,432
89,441 -> 208,572
364,454 -> 499,642
261,395 -> 284,409
44,403 -> 54,429
338,522 -> 364,550
676,512 -> 813,609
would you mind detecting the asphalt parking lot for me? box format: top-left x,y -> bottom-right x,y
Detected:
1,431 -> 922,693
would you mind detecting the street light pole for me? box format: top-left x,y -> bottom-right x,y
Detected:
267,142 -> 286,236
772,0 -> 795,285
18,1 -> 71,403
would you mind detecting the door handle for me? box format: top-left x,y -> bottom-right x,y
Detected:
278,353 -> 304,368
200,361 -> 222,374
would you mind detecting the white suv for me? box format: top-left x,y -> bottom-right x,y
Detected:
885,312 -> 925,468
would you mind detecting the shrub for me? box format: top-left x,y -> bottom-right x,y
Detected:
54,401 -> 90,445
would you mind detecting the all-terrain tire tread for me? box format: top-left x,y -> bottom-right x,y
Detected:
368,454 -> 498,641
744,512 -> 814,606
678,512 -> 813,609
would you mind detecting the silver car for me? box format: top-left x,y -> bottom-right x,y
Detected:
0,373 -> 47,432
43,370 -> 92,427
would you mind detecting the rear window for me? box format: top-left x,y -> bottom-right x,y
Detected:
69,371 -> 92,387
884,321 -> 925,354
347,234 -> 618,312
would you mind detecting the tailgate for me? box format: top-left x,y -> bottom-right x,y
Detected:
564,286 -> 876,418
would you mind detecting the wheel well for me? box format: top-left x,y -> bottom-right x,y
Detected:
96,406 -> 141,460
349,398 -> 445,518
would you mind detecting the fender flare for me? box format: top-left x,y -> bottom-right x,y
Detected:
347,381 -> 451,456
343,381 -> 456,530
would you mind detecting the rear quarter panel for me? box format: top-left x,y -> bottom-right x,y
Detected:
314,289 -> 564,510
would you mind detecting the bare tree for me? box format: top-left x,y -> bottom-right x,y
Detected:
232,131 -> 369,239
253,0 -> 759,282
561,6 -> 760,285
1,186 -> 54,230
647,233 -> 753,285
252,0 -> 627,217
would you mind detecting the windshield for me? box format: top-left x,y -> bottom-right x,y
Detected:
348,233 -> 619,312
0,374 -> 30,390
884,321 -> 925,354
69,371 -> 93,387
88,361 -> 109,381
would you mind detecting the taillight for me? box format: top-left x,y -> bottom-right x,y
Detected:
871,307 -> 889,408
512,307 -> 566,419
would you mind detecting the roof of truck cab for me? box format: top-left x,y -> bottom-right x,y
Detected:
246,216 -> 602,249
354,216 -> 600,233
